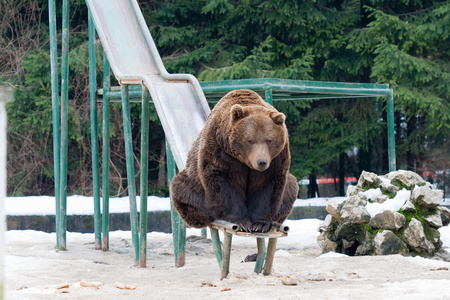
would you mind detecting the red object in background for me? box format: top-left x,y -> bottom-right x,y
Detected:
317,177 -> 357,184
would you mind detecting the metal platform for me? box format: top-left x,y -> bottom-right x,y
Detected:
209,220 -> 289,279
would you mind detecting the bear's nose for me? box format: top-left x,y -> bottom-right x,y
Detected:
257,159 -> 267,169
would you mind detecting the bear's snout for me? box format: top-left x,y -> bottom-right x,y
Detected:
257,159 -> 268,170
247,143 -> 271,171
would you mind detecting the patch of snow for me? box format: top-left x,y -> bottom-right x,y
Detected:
274,249 -> 291,257
365,188 -> 411,217
379,176 -> 391,185
5,195 -> 171,216
360,188 -> 383,200
293,197 -> 346,207
439,225 -> 450,249
382,279 -> 450,299
316,252 -> 348,259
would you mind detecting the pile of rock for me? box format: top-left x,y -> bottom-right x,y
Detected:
317,170 -> 450,256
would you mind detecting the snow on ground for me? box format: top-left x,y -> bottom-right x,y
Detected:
5,195 -> 340,216
3,195 -> 450,299
5,195 -> 447,216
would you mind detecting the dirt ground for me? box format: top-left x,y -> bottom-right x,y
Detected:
5,228 -> 450,300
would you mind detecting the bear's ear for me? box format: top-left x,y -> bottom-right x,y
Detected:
270,111 -> 286,125
230,104 -> 249,124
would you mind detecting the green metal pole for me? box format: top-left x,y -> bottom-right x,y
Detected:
88,12 -> 101,251
121,84 -> 140,264
102,52 -> 110,251
139,86 -> 150,268
48,0 -> 60,248
209,227 -> 223,268
254,238 -> 266,274
387,90 -> 396,172
265,88 -> 273,105
59,0 -> 70,250
167,141 -> 186,267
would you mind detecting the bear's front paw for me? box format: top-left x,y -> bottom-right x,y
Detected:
236,221 -> 253,233
251,221 -> 272,233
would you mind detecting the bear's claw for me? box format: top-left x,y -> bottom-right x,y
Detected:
250,222 -> 272,233
236,221 -> 253,232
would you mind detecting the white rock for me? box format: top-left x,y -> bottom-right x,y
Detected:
411,185 -> 443,208
403,218 -> 435,253
317,232 -> 338,253
425,213 -> 443,228
400,200 -> 416,212
318,214 -> 335,233
368,210 -> 406,230
373,230 -> 406,255
346,185 -> 360,197
357,171 -> 379,188
340,195 -> 370,224
326,199 -> 341,222
386,170 -> 426,189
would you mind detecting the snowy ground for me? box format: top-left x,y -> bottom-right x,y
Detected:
4,196 -> 450,299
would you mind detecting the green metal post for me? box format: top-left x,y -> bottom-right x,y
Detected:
102,52 -> 110,251
387,90 -> 396,172
209,227 -> 223,268
254,238 -> 266,274
88,12 -> 101,250
139,86 -> 150,268
48,0 -> 60,248
59,0 -> 70,250
265,88 -> 273,105
167,141 -> 186,267
121,84 -> 140,264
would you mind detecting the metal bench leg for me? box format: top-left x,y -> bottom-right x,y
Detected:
210,227 -> 223,268
254,238 -> 266,274
221,232 -> 233,279
263,238 -> 277,275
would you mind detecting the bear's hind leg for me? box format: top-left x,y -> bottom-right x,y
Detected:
170,171 -> 217,228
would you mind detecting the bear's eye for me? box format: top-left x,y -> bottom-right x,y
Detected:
248,140 -> 254,145
266,139 -> 272,145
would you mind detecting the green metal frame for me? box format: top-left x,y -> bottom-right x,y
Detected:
88,12 -> 101,251
50,0 -> 396,269
48,0 -> 60,249
121,85 -> 140,265
167,141 -> 186,267
98,79 -> 396,172
102,52 -> 111,251
49,0 -> 69,250
139,86 -> 150,267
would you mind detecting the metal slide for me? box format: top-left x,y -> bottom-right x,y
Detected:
86,0 -> 210,170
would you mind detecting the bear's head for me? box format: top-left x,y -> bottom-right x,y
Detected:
229,104 -> 287,172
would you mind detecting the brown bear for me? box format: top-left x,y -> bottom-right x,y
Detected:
170,89 -> 298,233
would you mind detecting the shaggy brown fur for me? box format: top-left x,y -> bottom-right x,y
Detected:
170,89 -> 298,233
